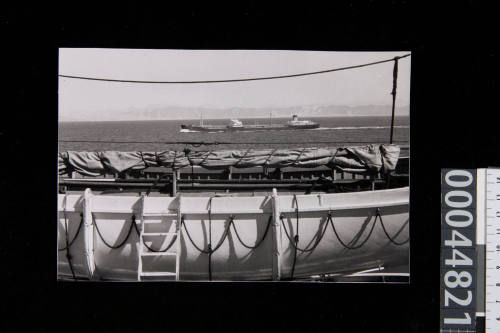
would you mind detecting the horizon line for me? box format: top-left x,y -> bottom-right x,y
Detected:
59,114 -> 410,123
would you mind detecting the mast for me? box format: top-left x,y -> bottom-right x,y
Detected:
269,111 -> 272,125
389,56 -> 399,144
200,112 -> 203,126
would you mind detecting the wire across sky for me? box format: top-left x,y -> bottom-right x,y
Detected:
59,53 -> 411,84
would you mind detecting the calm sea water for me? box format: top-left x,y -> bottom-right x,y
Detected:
58,116 -> 409,152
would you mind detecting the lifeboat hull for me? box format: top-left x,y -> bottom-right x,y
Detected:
57,187 -> 409,281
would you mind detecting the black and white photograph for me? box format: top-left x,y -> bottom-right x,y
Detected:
57,48 -> 410,282
9,2 -> 500,332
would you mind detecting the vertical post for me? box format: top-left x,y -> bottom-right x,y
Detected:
172,170 -> 178,197
271,188 -> 282,280
389,57 -> 399,144
176,195 -> 182,281
137,194 -> 145,281
83,188 -> 96,279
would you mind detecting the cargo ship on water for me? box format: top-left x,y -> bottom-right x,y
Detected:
181,114 -> 320,132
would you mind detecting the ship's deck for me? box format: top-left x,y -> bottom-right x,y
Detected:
59,156 -> 408,196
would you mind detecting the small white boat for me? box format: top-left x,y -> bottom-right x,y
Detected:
57,186 -> 409,281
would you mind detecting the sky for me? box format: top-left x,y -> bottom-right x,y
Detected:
58,49 -> 411,121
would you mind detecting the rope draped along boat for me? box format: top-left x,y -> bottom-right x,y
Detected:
57,144 -> 409,281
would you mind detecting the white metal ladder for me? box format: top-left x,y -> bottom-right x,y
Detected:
137,195 -> 181,281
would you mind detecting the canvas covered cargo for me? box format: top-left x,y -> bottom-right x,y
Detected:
58,144 -> 401,177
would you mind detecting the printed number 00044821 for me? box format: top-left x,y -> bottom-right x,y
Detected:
442,170 -> 475,326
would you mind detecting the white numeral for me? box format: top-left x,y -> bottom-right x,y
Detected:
443,312 -> 471,324
445,250 -> 473,268
445,190 -> 473,208
444,289 -> 472,307
444,230 -> 472,248
444,270 -> 472,288
445,170 -> 473,188
445,210 -> 473,228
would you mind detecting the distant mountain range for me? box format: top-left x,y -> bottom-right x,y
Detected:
60,104 -> 410,122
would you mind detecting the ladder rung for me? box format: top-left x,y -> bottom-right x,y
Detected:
140,272 -> 177,277
141,252 -> 177,256
142,213 -> 177,217
142,220 -> 177,224
142,232 -> 177,236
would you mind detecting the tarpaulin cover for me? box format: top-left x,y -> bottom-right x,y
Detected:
58,144 -> 400,177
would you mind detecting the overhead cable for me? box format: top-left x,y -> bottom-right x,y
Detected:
59,54 -> 411,84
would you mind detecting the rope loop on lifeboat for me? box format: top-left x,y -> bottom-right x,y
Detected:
93,213 -> 136,249
230,214 -> 273,250
279,205 -> 408,279
63,202 -> 408,280
180,197 -> 274,280
327,211 -> 378,250
61,195 -> 77,280
58,213 -> 84,251
376,208 -> 409,245
180,198 -> 234,281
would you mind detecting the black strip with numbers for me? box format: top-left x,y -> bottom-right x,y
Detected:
441,169 -> 477,331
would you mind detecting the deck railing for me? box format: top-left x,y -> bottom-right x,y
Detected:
59,157 -> 408,195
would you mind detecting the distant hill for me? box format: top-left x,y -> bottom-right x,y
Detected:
59,104 -> 410,122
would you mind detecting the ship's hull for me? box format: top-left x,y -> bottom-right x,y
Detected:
57,187 -> 409,281
181,124 -> 320,132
